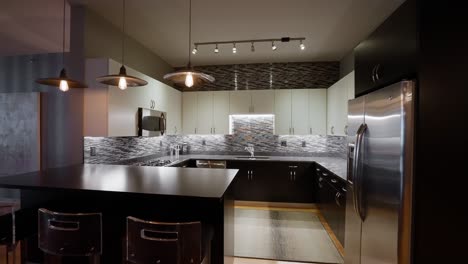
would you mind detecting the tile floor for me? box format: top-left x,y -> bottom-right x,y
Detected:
233,205 -> 343,264
234,257 -> 316,264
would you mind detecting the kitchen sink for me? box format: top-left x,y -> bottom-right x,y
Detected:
235,156 -> 270,160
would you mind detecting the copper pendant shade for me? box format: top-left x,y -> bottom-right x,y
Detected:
163,0 -> 215,88
36,68 -> 87,88
96,0 -> 147,88
164,68 -> 215,87
35,0 -> 87,91
96,65 -> 148,87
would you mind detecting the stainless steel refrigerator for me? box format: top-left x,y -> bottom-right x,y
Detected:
345,81 -> 414,264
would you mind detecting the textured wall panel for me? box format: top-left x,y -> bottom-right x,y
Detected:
0,93 -> 40,177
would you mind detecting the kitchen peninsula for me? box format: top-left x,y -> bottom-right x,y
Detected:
0,164 -> 238,263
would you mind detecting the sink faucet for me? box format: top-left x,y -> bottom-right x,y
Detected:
245,145 -> 255,157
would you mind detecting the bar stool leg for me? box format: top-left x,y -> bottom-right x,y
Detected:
6,244 -> 16,264
89,255 -> 100,264
44,253 -> 62,264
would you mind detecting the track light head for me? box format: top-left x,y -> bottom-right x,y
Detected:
272,42 -> 277,51
300,40 -> 305,50
192,45 -> 198,54
214,44 -> 219,53
232,43 -> 237,54
251,42 -> 255,52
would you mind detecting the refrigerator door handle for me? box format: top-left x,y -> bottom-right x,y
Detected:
353,123 -> 367,221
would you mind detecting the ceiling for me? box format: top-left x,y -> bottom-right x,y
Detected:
0,0 -> 405,67
82,0 -> 405,67
0,0 -> 71,56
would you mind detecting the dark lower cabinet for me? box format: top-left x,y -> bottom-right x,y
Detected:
228,161 -> 270,202
316,166 -> 347,246
227,161 -> 314,203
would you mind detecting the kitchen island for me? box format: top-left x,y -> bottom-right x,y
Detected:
0,164 -> 238,263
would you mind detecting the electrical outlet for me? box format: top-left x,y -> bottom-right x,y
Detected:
302,141 -> 306,147
281,140 -> 287,147
90,147 -> 97,156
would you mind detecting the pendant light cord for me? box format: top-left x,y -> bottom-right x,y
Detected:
188,0 -> 192,67
122,0 -> 126,65
62,0 -> 66,67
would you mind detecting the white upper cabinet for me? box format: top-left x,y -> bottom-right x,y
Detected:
196,92 -> 213,134
308,89 -> 327,135
182,92 -> 198,134
346,71 -> 355,100
84,58 -> 182,137
274,89 -> 292,135
212,91 -> 230,134
291,89 -> 309,135
273,89 -> 327,136
327,71 -> 355,136
182,91 -> 230,135
251,90 -> 274,114
229,90 -> 252,114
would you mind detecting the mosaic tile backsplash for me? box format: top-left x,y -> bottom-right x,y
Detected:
84,115 -> 346,164
174,61 -> 340,91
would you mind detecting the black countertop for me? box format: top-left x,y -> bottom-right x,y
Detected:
149,154 -> 347,179
0,164 -> 238,199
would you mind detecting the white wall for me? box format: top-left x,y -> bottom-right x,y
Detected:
107,60 -> 182,136
84,58 -> 109,136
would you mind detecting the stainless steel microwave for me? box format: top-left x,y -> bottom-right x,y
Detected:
137,108 -> 166,136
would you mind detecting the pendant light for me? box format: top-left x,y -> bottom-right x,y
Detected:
96,0 -> 147,89
36,0 -> 87,91
163,0 -> 215,88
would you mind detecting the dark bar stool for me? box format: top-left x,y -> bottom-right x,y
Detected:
126,216 -> 212,264
0,202 -> 19,264
38,208 -> 102,264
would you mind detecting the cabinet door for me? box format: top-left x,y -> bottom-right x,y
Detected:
291,90 -> 309,135
354,0 -> 417,96
229,161 -> 271,201
182,92 -> 198,134
327,82 -> 338,135
228,161 -> 251,200
346,71 -> 355,100
327,79 -> 347,136
197,92 -> 213,134
308,89 -> 327,135
213,91 -> 230,134
336,189 -> 347,245
229,91 -> 251,114
288,163 -> 314,203
251,90 -> 274,114
274,89 -> 292,135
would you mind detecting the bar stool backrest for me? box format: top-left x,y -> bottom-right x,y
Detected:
38,208 -> 102,256
126,216 -> 202,264
0,204 -> 15,246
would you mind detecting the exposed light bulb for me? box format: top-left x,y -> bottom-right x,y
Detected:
272,42 -> 277,51
251,42 -> 255,52
214,44 -> 219,53
192,46 -> 198,54
118,77 -> 127,90
185,72 -> 194,87
300,40 -> 305,50
59,80 -> 69,92
232,43 -> 237,54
